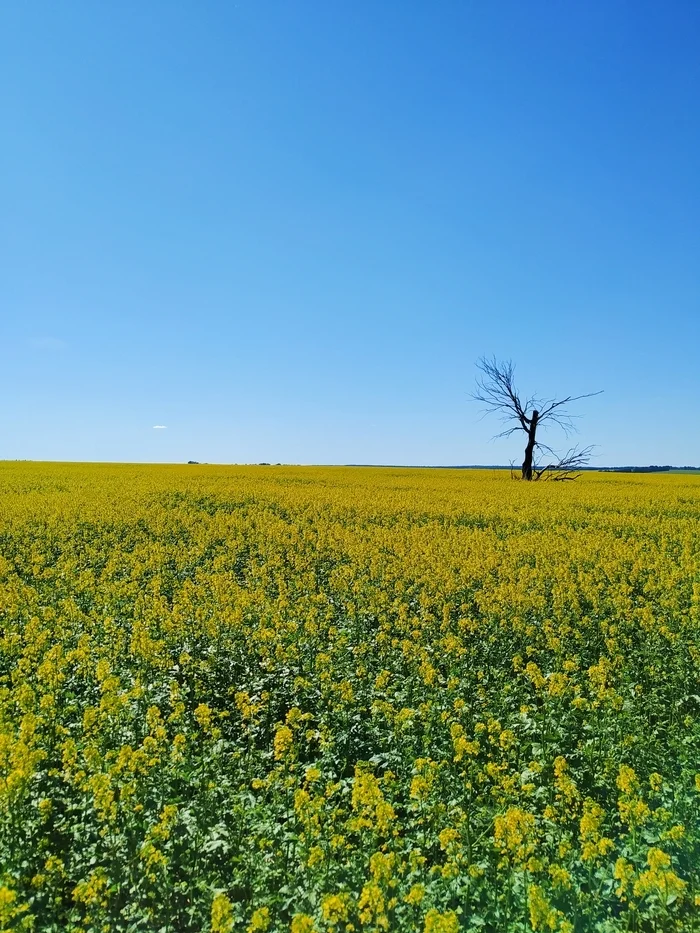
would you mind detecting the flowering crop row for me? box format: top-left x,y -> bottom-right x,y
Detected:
1,462 -> 699,931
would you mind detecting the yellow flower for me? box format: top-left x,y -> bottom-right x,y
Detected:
358,881 -> 387,930
37,797 -> 52,816
547,673 -> 568,697
554,757 -> 579,804
614,857 -> 635,899
662,823 -> 685,843
0,884 -> 31,929
273,725 -> 294,761
194,703 -> 214,730
494,807 -> 536,865
307,846 -> 324,868
404,884 -> 425,906
527,884 -> 568,932
150,803 -> 178,841
285,707 -> 305,726
72,868 -> 109,909
291,914 -> 317,933
549,865 -> 572,889
369,851 -> 396,884
633,848 -> 686,904
350,767 -> 395,834
248,906 -> 271,932
618,797 -> 650,828
423,908 -> 459,933
438,827 -> 460,850
579,798 -> 613,862
44,855 -> 65,875
649,772 -> 663,792
320,893 -> 351,925
374,670 -> 391,690
452,735 -> 480,761
525,663 -> 546,690
211,893 -> 234,933
616,764 -> 638,795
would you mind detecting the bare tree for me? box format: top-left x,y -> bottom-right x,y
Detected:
472,357 -> 601,481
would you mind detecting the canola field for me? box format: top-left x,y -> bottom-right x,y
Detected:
1,462 -> 699,933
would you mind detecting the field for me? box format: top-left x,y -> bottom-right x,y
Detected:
1,462 -> 699,933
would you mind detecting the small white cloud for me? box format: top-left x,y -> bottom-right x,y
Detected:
153,425 -> 167,430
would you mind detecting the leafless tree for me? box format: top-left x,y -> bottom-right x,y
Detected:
472,357 -> 601,481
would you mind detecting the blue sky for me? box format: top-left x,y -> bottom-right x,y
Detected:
3,1 -> 699,466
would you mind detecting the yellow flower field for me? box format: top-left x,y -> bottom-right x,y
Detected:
1,462 -> 699,931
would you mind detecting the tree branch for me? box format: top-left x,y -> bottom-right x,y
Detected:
538,444 -> 596,481
471,357 -> 530,431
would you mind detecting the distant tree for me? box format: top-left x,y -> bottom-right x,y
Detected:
472,357 -> 601,481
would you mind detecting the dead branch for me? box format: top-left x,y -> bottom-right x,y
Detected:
536,444 -> 596,481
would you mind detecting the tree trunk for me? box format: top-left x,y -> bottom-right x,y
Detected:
522,409 -> 539,480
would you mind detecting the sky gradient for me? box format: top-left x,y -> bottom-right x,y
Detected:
3,2 -> 699,466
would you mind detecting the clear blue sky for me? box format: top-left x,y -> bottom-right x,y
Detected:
3,2 -> 699,466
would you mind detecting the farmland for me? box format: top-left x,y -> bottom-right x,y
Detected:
1,462 -> 699,932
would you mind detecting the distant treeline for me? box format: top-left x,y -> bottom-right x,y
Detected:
346,463 -> 700,473
600,465 -> 700,473
349,464 -> 700,472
